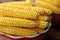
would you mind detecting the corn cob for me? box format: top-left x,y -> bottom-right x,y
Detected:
0,5 -> 49,19
36,0 -> 60,7
0,3 -> 43,12
0,2 -> 51,15
37,21 -> 48,28
0,6 -> 51,19
0,5 -> 43,12
0,4 -> 40,11
38,15 -> 50,21
36,1 -> 60,13
0,17 -> 36,27
0,6 -> 41,19
0,26 -> 36,36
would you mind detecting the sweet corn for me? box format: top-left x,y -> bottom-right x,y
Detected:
37,21 -> 48,28
0,6 -> 44,19
0,6 -> 41,19
0,17 -> 36,27
0,1 -> 51,15
0,26 -> 36,36
0,6 -> 51,19
36,0 -> 60,7
0,1 -> 52,16
36,1 -> 60,13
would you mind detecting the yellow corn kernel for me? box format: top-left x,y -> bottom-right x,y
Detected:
37,21 -> 48,28
0,17 -> 36,27
0,26 -> 36,36
36,1 -> 60,13
36,0 -> 60,7
38,16 -> 50,21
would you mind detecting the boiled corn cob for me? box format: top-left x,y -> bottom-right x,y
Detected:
37,21 -> 48,28
0,3 -> 43,12
0,17 -> 36,27
0,26 -> 36,36
0,6 -> 41,19
0,4 -> 42,11
38,15 -> 50,21
0,6 -> 44,19
0,2 -> 51,15
36,1 -> 60,13
0,6 -> 51,19
36,0 -> 60,7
